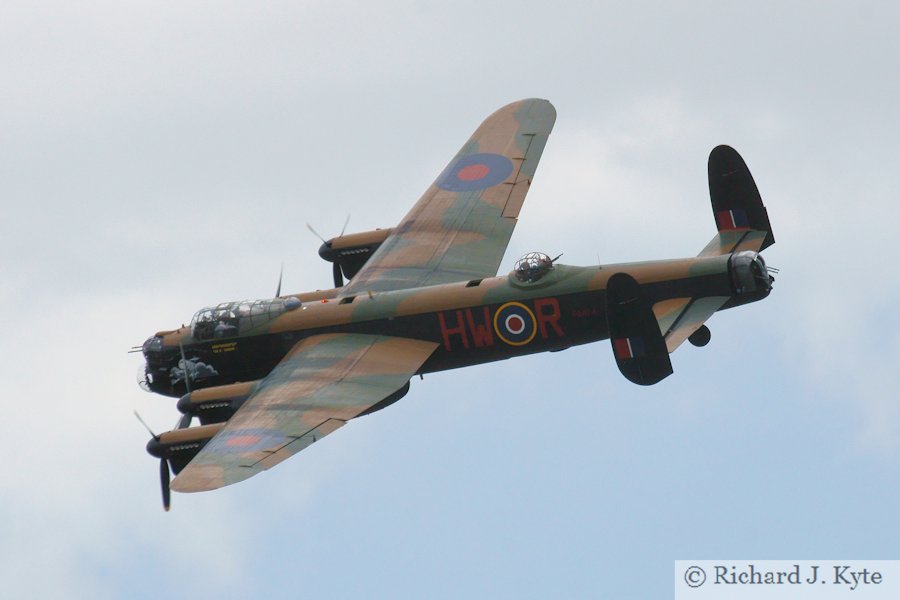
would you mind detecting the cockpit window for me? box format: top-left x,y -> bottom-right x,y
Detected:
514,252 -> 554,283
191,298 -> 295,341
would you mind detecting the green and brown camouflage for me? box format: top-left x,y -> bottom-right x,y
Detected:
137,100 -> 776,506
340,98 -> 556,294
167,334 -> 438,492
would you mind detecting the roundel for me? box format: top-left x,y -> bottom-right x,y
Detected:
493,302 -> 537,346
214,428 -> 287,453
436,153 -> 514,192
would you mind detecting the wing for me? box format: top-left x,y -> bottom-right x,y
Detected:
341,98 -> 556,295
171,333 -> 438,492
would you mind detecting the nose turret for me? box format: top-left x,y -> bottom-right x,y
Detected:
137,332 -> 182,397
142,335 -> 164,360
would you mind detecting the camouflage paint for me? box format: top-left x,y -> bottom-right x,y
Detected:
139,101 -> 776,498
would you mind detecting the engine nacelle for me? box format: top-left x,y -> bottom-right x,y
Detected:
146,423 -> 224,475
176,381 -> 261,425
318,228 -> 393,286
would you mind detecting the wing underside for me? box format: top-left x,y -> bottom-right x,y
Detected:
342,98 -> 556,295
171,333 -> 438,492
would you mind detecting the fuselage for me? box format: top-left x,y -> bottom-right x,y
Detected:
140,253 -> 762,399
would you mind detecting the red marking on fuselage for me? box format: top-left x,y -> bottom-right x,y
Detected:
457,164 -> 490,181
465,307 -> 494,347
439,298 -> 566,351
439,310 -> 470,350
534,297 -> 565,339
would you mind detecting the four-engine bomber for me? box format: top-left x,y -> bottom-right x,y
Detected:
136,99 -> 776,510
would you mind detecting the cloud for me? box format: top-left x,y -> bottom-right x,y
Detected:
0,290 -> 255,597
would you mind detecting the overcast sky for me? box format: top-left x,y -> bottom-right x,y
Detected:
2,1 -> 899,598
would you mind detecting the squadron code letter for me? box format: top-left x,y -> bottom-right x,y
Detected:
675,560 -> 900,599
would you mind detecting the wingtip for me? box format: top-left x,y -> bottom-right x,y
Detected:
519,97 -> 556,113
490,98 -> 556,119
170,473 -> 221,494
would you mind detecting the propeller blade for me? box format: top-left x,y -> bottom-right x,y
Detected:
339,213 -> 351,237
305,222 -> 326,243
179,342 -> 191,393
160,458 -> 171,512
332,262 -> 343,288
175,413 -> 192,429
275,263 -> 284,298
134,410 -> 158,438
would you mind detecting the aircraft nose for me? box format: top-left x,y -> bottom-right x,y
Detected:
138,335 -> 167,394
136,362 -> 152,392
142,335 -> 163,361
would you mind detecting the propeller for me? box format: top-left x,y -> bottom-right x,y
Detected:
135,411 -> 172,511
308,214 -> 351,288
160,458 -> 171,511
134,410 -> 157,438
179,342 -> 191,394
275,263 -> 284,298
305,222 -> 327,244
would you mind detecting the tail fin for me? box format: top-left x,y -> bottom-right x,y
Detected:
656,146 -> 775,354
606,273 -> 673,385
699,145 -> 775,256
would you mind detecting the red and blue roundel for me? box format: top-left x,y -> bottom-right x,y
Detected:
493,302 -> 537,346
209,428 -> 287,454
436,153 -> 514,192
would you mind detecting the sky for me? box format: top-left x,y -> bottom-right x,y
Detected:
2,1 -> 899,598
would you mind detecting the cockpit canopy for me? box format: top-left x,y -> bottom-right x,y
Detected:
514,252 -> 554,283
191,297 -> 301,341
